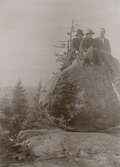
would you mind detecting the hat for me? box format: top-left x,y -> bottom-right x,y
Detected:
86,29 -> 95,35
76,29 -> 84,36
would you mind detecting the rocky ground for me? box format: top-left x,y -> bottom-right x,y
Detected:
45,59 -> 120,131
1,128 -> 120,167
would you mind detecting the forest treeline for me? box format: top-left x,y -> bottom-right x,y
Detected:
0,80 -> 53,160
0,80 -> 51,139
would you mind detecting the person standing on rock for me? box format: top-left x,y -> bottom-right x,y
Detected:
61,29 -> 84,70
81,29 -> 95,65
93,28 -> 114,72
82,29 -> 94,51
72,29 -> 84,52
70,29 -> 84,61
98,28 -> 111,54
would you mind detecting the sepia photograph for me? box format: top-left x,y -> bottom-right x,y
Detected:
0,0 -> 120,166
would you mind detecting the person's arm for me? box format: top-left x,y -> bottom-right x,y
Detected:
107,39 -> 111,54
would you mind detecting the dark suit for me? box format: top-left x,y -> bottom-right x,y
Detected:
72,37 -> 81,51
93,37 -> 114,72
61,37 -> 81,70
82,37 -> 94,50
81,37 -> 94,65
93,37 -> 111,53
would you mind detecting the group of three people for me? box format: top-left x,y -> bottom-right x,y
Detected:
71,28 -> 112,67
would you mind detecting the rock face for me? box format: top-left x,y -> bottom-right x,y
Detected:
46,59 -> 120,130
17,129 -> 120,167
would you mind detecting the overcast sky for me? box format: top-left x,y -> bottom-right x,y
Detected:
0,0 -> 120,86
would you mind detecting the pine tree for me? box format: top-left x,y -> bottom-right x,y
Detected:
11,80 -> 28,136
27,81 -> 43,128
0,95 -> 11,132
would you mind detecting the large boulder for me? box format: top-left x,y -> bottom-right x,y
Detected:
45,59 -> 120,131
17,129 -> 120,167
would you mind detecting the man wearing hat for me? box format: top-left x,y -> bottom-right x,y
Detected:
82,29 -> 94,51
71,29 -> 84,52
61,29 -> 84,70
93,28 -> 111,55
93,28 -> 113,69
81,29 -> 95,65
68,29 -> 84,64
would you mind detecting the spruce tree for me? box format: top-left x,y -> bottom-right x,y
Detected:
11,80 -> 28,136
